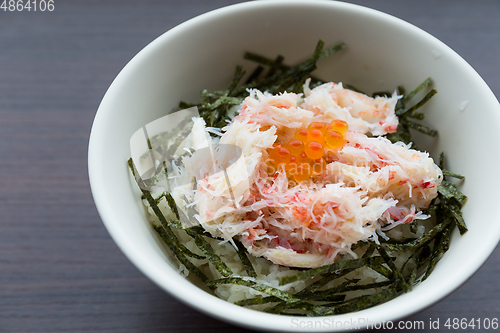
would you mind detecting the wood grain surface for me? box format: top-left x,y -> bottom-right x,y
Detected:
1,1 -> 499,332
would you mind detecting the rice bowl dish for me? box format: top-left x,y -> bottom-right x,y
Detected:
127,41 -> 466,315
88,1 -> 500,331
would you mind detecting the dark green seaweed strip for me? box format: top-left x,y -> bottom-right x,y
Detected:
202,96 -> 244,112
439,152 -> 445,169
153,225 -> 210,285
227,65 -> 246,97
274,40 -> 324,93
134,158 -> 173,190
265,301 -> 301,314
234,296 -> 281,307
378,245 -> 408,292
401,118 -> 438,137
233,69 -> 283,95
128,159 -> 212,284
335,288 -> 399,314
304,280 -> 393,302
299,280 -> 379,302
385,236 -> 421,245
244,52 -> 287,70
397,85 -> 406,95
342,280 -> 393,293
409,245 -> 433,285
400,89 -> 437,118
159,218 -> 183,229
399,236 -> 434,275
385,122 -> 413,145
443,169 -> 465,180
296,268 -> 356,296
362,243 -> 377,258
404,245 -> 431,290
318,42 -> 346,60
383,217 -> 453,252
244,42 -> 344,73
186,225 -> 213,237
200,89 -> 225,103
279,256 -> 385,286
440,224 -> 452,253
128,159 -> 173,228
396,86 -> 406,101
299,279 -> 357,301
305,294 -> 347,303
441,199 -> 468,235
245,65 -> 264,84
213,102 -> 244,129
153,122 -> 194,163
146,116 -> 194,158
265,301 -> 323,315
153,192 -> 167,205
422,226 -> 450,281
409,245 -> 432,288
178,244 -> 206,260
266,55 -> 285,77
349,241 -> 363,252
395,85 -> 406,113
206,277 -> 300,303
265,295 -> 346,314
407,112 -> 426,120
178,101 -> 198,109
233,239 -> 257,278
156,222 -> 205,260
156,221 -> 206,259
312,288 -> 399,316
416,244 -> 433,271
233,40 -> 326,96
399,77 -> 433,108
265,300 -> 348,315
164,192 -> 180,220
369,264 -> 393,280
407,263 -> 419,291
438,180 -> 468,207
184,228 -> 233,277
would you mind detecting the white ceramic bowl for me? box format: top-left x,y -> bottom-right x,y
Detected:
89,1 -> 500,331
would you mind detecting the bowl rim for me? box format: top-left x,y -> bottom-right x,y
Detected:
88,0 -> 500,331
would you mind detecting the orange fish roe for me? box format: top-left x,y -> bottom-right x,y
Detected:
325,130 -> 343,149
266,120 -> 348,181
291,163 -> 312,182
311,158 -> 327,175
307,122 -> 327,134
268,144 -> 290,164
294,128 -> 308,141
285,155 -> 298,172
304,141 -> 324,159
306,129 -> 325,145
331,119 -> 348,135
287,140 -> 304,155
297,151 -> 311,164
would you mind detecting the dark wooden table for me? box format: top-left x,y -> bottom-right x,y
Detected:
1,1 -> 499,332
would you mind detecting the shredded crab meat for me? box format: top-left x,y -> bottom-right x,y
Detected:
172,82 -> 442,268
302,80 -> 400,136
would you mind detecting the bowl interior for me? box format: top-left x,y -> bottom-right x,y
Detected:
89,1 -> 500,331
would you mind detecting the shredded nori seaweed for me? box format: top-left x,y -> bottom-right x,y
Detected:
233,239 -> 257,278
278,256 -> 386,285
206,277 -> 301,303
